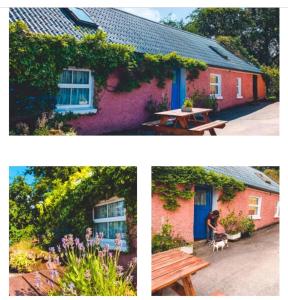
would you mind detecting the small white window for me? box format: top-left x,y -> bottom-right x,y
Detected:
93,197 -> 127,251
210,74 -> 222,99
248,196 -> 262,219
275,200 -> 280,218
56,68 -> 96,113
236,78 -> 243,98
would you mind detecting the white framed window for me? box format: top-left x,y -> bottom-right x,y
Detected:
93,197 -> 127,251
56,68 -> 96,113
236,78 -> 243,98
248,196 -> 262,219
210,74 -> 222,99
274,200 -> 280,218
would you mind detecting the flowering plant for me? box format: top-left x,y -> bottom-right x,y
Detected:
39,228 -> 136,296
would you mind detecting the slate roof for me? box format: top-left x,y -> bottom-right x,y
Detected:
205,167 -> 279,194
9,7 -> 261,74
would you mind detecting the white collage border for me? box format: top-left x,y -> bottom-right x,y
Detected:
0,1 -> 287,299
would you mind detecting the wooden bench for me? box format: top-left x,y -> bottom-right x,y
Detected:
189,120 -> 227,136
142,118 -> 175,127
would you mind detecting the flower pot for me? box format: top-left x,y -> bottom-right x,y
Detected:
241,231 -> 252,238
226,232 -> 241,241
181,106 -> 193,112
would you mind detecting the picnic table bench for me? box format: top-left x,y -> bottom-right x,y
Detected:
152,248 -> 209,296
9,269 -> 60,296
143,108 -> 227,135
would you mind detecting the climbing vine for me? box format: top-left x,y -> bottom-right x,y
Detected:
10,21 -> 207,117
152,167 -> 245,211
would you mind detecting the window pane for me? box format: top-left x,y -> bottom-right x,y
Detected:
94,223 -> 108,238
194,191 -> 206,205
108,201 -> 125,217
73,71 -> 89,84
249,197 -> 258,206
249,207 -> 258,216
94,205 -> 107,219
57,88 -> 71,105
108,221 -> 127,239
210,85 -> 219,95
210,75 -> 218,84
59,70 -> 72,84
71,88 -> 89,105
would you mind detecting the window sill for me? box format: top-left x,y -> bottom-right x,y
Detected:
56,107 -> 97,115
236,96 -> 243,99
210,95 -> 223,100
249,216 -> 261,220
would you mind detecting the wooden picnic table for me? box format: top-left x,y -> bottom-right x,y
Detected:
152,248 -> 209,296
9,269 -> 61,296
144,108 -> 227,135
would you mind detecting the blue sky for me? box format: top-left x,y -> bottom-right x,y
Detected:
121,8 -> 195,23
9,166 -> 34,184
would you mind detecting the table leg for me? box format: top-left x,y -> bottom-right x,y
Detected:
202,112 -> 210,123
159,116 -> 170,126
177,117 -> 189,129
182,275 -> 197,296
209,128 -> 217,136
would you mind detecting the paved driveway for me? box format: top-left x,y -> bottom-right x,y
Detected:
212,101 -> 279,135
162,224 -> 279,296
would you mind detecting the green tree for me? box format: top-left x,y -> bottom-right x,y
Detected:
9,176 -> 35,243
160,13 -> 185,29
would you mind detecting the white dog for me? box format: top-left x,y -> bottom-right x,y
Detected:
212,238 -> 228,252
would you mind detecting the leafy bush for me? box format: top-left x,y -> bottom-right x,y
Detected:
145,94 -> 169,120
190,90 -> 218,112
261,65 -> 279,98
9,251 -> 36,273
220,211 -> 241,235
47,229 -> 136,296
239,215 -> 255,235
152,221 -> 188,254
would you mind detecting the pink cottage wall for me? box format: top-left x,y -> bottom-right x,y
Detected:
69,67 -> 266,134
186,67 -> 266,110
152,187 -> 195,242
69,72 -> 172,135
218,187 -> 279,230
152,186 -> 278,242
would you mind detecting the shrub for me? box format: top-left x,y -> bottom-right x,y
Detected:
239,215 -> 255,235
47,229 -> 136,296
145,94 -> 169,120
190,90 -> 218,112
152,221 -> 188,254
9,251 -> 36,273
220,211 -> 241,235
261,65 -> 279,99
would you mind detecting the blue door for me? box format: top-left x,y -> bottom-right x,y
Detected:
171,68 -> 186,109
193,186 -> 212,240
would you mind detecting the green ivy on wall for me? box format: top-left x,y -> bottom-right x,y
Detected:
152,167 -> 245,211
10,21 -> 207,104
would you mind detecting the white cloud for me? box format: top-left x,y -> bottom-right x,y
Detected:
120,8 -> 161,22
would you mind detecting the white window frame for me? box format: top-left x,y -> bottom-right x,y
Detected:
236,77 -> 243,99
93,197 -> 127,251
210,73 -> 223,99
274,200 -> 280,218
248,196 -> 262,220
56,68 -> 96,113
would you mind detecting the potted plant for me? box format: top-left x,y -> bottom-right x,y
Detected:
239,215 -> 255,238
220,211 -> 241,241
181,98 -> 193,112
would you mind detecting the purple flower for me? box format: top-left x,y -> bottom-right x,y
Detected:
34,271 -> 41,288
74,238 -> 80,246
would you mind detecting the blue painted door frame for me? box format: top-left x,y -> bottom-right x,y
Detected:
193,186 -> 212,240
171,68 -> 186,109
